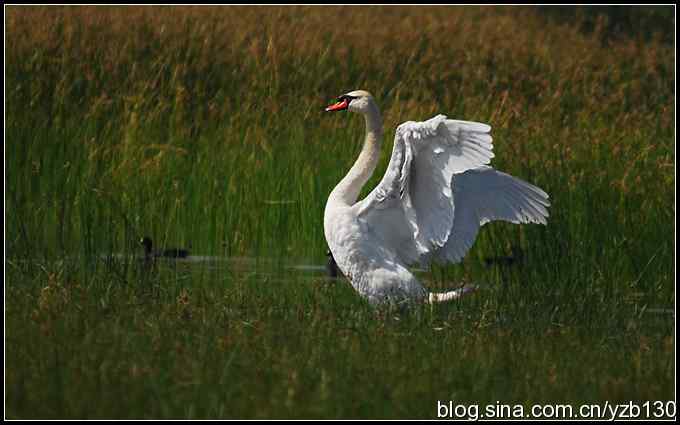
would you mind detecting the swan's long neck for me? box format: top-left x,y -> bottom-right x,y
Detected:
329,104 -> 383,207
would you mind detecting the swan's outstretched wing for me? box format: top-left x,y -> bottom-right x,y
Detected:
436,166 -> 550,264
354,114 -> 496,265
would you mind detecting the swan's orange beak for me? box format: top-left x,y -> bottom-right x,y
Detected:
325,98 -> 349,112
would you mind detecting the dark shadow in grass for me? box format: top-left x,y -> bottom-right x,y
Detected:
534,5 -> 674,45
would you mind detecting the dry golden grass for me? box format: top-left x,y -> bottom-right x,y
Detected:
6,6 -> 672,121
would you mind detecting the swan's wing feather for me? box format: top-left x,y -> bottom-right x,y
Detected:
354,129 -> 421,263
437,166 -> 550,263
355,114 -> 496,265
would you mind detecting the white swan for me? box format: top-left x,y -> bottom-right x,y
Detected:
323,90 -> 550,306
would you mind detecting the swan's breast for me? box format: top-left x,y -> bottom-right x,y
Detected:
323,207 -> 367,257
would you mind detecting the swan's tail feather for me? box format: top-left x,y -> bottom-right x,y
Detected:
428,284 -> 478,304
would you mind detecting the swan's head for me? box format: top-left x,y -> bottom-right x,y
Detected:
325,90 -> 375,114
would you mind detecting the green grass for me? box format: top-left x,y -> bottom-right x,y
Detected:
5,5 -> 675,419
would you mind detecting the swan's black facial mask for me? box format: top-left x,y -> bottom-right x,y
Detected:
325,95 -> 357,112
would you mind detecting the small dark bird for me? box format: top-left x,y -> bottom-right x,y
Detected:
139,236 -> 189,259
326,249 -> 339,278
483,245 -> 524,268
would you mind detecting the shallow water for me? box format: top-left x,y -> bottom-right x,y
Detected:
99,253 -> 337,277
12,253 -> 676,321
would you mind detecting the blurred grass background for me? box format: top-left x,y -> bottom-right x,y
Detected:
4,5 -> 675,419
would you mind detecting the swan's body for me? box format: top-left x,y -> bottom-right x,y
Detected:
323,90 -> 550,306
